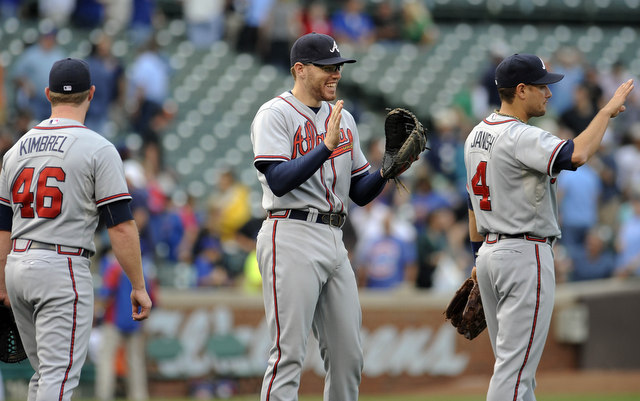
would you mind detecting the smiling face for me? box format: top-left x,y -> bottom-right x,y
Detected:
292,63 -> 342,107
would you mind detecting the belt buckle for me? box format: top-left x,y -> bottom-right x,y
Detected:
322,213 -> 343,227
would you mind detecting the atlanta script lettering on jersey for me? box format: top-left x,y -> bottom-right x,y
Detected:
470,130 -> 495,152
19,135 -> 69,156
292,122 -> 354,159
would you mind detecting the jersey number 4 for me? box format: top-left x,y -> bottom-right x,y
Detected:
471,161 -> 492,211
12,167 -> 65,218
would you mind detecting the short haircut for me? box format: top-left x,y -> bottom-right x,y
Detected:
49,89 -> 90,106
498,87 -> 517,103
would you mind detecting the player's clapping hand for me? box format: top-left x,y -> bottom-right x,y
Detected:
131,288 -> 152,321
324,100 -> 343,151
606,79 -> 634,118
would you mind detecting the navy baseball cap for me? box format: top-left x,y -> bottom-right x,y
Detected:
495,54 -> 564,89
290,33 -> 356,67
49,58 -> 91,94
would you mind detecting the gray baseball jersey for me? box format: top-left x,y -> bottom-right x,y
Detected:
0,118 -> 130,401
0,118 -> 131,252
465,112 -> 567,401
252,91 -> 370,214
251,92 -> 369,401
464,112 -> 568,238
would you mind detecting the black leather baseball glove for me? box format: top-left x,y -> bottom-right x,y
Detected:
381,108 -> 428,185
444,273 -> 487,340
0,305 -> 28,363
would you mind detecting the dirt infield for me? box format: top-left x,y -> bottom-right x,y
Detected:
410,370 -> 640,396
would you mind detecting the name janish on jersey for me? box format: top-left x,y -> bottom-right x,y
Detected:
470,130 -> 495,152
19,135 -> 71,156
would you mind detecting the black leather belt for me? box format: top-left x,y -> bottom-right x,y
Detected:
286,210 -> 346,228
487,233 -> 555,245
13,239 -> 93,259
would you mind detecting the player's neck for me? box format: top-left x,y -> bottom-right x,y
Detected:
291,87 -> 321,108
49,106 -> 87,124
496,107 -> 528,124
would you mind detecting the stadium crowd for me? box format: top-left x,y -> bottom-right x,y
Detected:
0,0 -> 639,299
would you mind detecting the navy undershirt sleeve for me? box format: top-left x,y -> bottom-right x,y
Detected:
256,143 -> 333,197
349,169 -> 386,206
553,139 -> 577,174
0,204 -> 12,231
99,199 -> 134,228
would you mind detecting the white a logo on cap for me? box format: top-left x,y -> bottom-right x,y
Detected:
330,41 -> 339,53
63,85 -> 72,91
539,57 -> 547,70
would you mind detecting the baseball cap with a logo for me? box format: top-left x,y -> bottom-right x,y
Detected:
48,57 -> 91,94
290,33 -> 356,67
495,54 -> 564,89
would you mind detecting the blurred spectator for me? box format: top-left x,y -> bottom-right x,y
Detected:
182,0 -> 225,49
570,226 -> 615,281
372,0 -> 400,43
39,0 -> 75,27
548,47 -> 585,116
86,33 -> 125,136
207,168 -> 251,244
614,190 -> 640,278
72,0 -> 104,28
263,0 -> 301,70
236,217 -> 263,293
104,0 -> 132,32
614,122 -> 640,199
0,64 -> 6,126
399,0 -> 438,46
130,0 -> 156,48
192,233 -> 229,287
599,60 -> 640,137
473,41 -> 509,119
0,0 -> 20,19
560,82 -> 598,136
410,164 -> 452,232
415,205 -> 468,290
235,0 -> 275,56
300,1 -> 331,36
95,252 -> 155,401
557,162 -> 603,265
356,210 -> 417,289
10,25 -> 65,121
127,35 -> 171,141
330,0 -> 375,47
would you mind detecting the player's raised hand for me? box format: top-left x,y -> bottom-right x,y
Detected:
131,288 -> 152,321
605,79 -> 634,118
324,100 -> 343,151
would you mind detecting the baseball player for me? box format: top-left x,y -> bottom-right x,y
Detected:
464,53 -> 633,400
0,58 -> 152,401
251,33 -> 390,401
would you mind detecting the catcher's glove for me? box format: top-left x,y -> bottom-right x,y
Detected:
0,305 -> 27,363
444,272 -> 487,340
381,108 -> 428,185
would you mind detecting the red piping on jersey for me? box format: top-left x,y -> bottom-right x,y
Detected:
265,221 -> 282,401
34,125 -> 87,130
513,244 -> 542,401
482,118 -> 519,125
0,196 -> 10,204
277,96 -> 318,134
324,104 -> 332,131
319,165 -> 334,211
254,155 -> 290,162
546,140 -> 566,176
96,193 -> 131,205
330,158 -> 345,213
59,257 -> 79,401
351,163 -> 370,175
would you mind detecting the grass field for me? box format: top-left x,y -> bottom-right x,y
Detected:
70,395 -> 640,401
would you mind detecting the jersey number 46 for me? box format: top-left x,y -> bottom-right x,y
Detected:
12,167 -> 65,219
471,161 -> 492,211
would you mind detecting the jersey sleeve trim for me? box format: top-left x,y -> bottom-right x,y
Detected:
0,196 -> 10,207
33,124 -> 88,130
96,193 -> 132,206
546,140 -> 566,176
351,163 -> 370,176
254,155 -> 290,164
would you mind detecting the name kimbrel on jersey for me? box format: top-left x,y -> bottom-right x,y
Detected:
19,135 -> 70,156
470,130 -> 495,152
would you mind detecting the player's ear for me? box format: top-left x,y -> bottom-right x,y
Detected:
87,85 -> 96,102
515,83 -> 527,99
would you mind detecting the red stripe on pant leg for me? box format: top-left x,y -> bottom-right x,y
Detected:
59,258 -> 79,401
513,244 -> 542,401
265,221 -> 281,401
